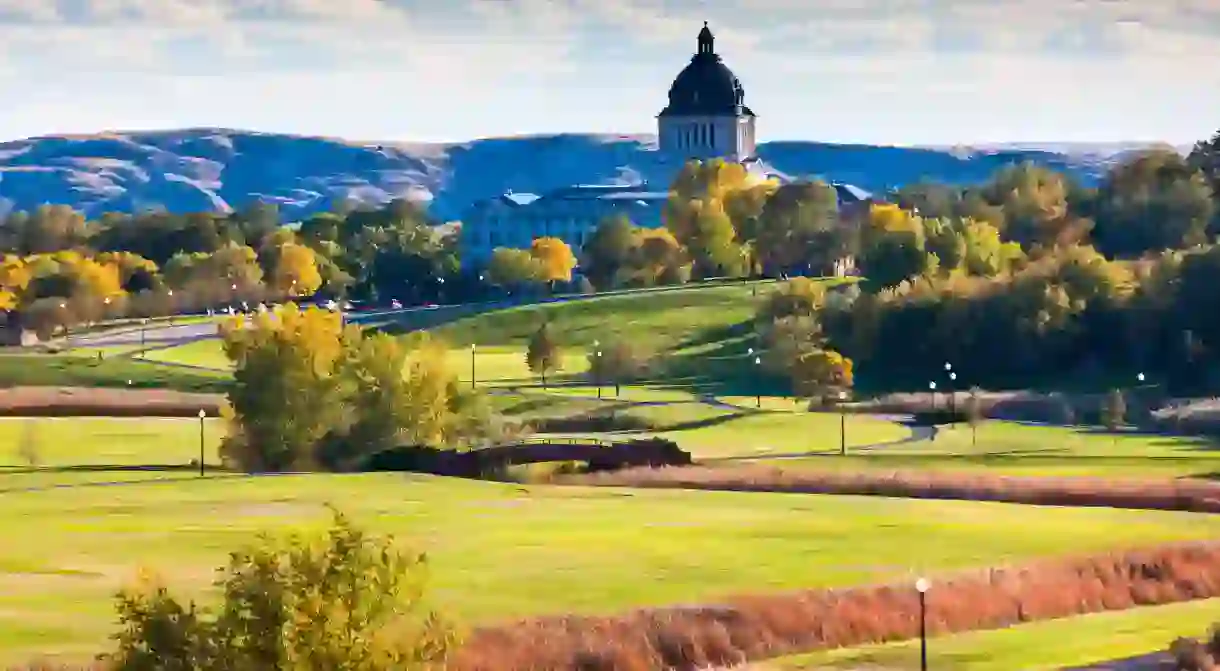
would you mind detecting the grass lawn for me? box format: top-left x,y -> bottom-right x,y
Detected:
140,339 -> 231,369
429,283 -> 770,351
754,420 -> 1220,478
770,597 -> 1220,670
0,353 -> 227,392
0,417 -> 224,469
5,475 -> 1220,664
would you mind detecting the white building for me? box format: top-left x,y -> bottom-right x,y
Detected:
459,23 -> 874,264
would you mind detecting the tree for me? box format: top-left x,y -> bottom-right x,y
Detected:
486,247 -> 541,288
587,339 -> 650,395
530,236 -> 578,285
220,304 -> 349,472
1092,150 -> 1215,258
581,216 -> 636,290
269,242 -> 323,297
107,507 -> 456,670
1101,388 -> 1126,434
0,256 -> 32,312
757,277 -> 828,322
526,322 -> 561,388
964,387 -> 982,447
790,348 -> 853,404
755,180 -> 842,276
665,158 -> 774,278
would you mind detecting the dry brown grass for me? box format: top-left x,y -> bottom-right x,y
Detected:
557,465 -> 1220,514
452,542 -> 1220,671
0,386 -> 223,417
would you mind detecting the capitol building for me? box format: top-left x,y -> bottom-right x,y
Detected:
460,23 -> 872,263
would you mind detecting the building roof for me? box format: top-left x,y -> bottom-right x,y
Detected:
658,23 -> 754,118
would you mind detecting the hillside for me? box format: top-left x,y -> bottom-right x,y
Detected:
0,128 -> 1187,222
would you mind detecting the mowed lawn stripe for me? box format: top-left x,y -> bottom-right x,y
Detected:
3,474 -> 1220,663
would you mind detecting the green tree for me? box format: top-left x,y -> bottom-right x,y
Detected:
754,180 -> 842,275
107,507 -> 456,670
525,323 -> 562,388
486,247 -> 541,288
587,339 -> 650,396
1093,150 -> 1215,258
581,215 -> 637,290
791,348 -> 854,406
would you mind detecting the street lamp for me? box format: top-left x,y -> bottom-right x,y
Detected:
928,381 -> 937,411
470,343 -> 477,389
595,350 -> 603,399
948,371 -> 958,417
916,577 -> 930,671
197,409 -> 207,477
753,356 -> 762,408
838,389 -> 848,455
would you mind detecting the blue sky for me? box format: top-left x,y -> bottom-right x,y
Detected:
0,0 -> 1217,146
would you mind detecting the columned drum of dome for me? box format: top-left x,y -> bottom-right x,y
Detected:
657,22 -> 757,162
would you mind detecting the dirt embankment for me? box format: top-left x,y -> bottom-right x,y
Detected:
558,465 -> 1220,514
453,542 -> 1220,670
0,386 -> 224,417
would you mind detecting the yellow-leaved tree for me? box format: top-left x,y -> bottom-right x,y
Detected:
220,303 -> 350,472
270,242 -> 324,297
791,348 -> 854,404
108,507 -> 456,670
530,237 -> 578,284
0,256 -> 32,312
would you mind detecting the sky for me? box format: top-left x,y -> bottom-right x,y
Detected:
0,0 -> 1217,147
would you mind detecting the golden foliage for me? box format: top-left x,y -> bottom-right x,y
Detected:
529,236 -> 578,283
0,255 -> 32,311
270,242 -> 324,296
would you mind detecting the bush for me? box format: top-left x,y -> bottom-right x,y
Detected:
105,507 -> 456,671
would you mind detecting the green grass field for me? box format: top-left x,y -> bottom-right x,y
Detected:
0,417 -> 225,469
5,473 -> 1220,664
753,419 -> 1220,478
771,598 -> 1220,670
0,353 -> 227,391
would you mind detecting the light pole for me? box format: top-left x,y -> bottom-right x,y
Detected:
438,276 -> 445,304
948,371 -> 957,418
197,409 -> 206,477
470,343 -> 477,389
928,381 -> 937,411
839,390 -> 848,455
595,349 -> 603,399
944,363 -> 954,417
753,356 -> 762,408
916,577 -> 930,671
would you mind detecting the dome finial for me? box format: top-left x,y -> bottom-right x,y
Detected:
697,21 -> 714,55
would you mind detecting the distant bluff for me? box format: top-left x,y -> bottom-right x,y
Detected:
0,128 -> 1183,222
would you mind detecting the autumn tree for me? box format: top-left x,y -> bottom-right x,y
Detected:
618,227 -> 690,287
530,236 -> 578,285
526,322 -> 561,388
790,348 -> 854,406
665,159 -> 776,278
858,204 -> 934,288
757,277 -> 828,322
0,256 -> 32,313
486,247 -> 541,288
269,241 -> 324,297
220,304 -> 350,472
107,507 -> 456,670
587,338 -> 650,395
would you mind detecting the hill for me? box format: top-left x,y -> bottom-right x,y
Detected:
0,128 -> 1187,222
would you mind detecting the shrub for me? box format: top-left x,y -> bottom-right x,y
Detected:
105,507 -> 456,671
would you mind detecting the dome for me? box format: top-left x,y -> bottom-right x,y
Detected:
658,23 -> 754,117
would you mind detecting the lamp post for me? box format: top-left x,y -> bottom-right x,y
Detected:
916,577 -> 930,671
595,349 -> 603,399
470,343 -> 477,389
197,409 -> 207,477
948,371 -> 957,418
753,356 -> 762,408
928,381 -> 937,411
839,389 -> 848,455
